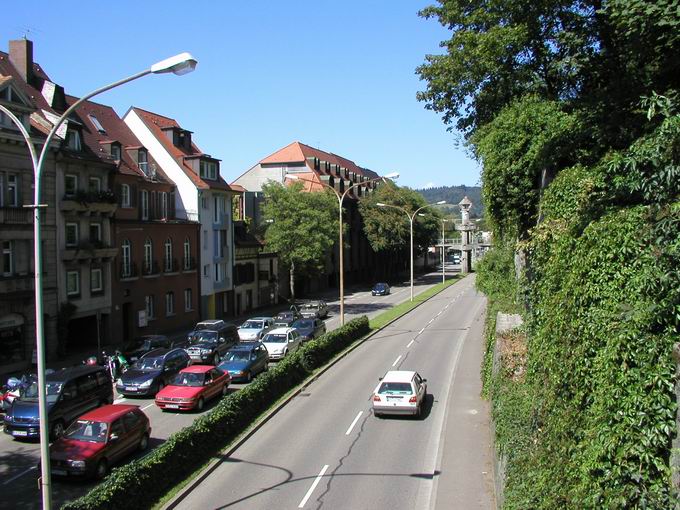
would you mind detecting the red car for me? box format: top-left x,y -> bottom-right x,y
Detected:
49,404 -> 151,480
155,365 -> 230,412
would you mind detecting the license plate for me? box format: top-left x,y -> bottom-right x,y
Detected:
131,357 -> 138,361
12,430 -> 28,436
387,396 -> 402,400
51,469 -> 67,476
125,387 -> 137,392
165,404 -> 179,409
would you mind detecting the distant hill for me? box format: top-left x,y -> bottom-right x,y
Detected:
415,185 -> 483,218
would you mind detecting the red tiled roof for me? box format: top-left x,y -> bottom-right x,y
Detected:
130,107 -> 233,191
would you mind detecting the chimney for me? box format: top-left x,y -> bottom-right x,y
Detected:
9,39 -> 34,84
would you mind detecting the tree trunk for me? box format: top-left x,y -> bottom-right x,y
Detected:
289,260 -> 295,303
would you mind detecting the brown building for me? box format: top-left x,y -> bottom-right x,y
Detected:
73,100 -> 201,345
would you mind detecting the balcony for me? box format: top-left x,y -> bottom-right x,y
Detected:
0,273 -> 34,295
142,260 -> 160,277
0,207 -> 32,225
62,241 -> 118,262
61,190 -> 117,216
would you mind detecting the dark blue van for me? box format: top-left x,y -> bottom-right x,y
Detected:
3,365 -> 113,440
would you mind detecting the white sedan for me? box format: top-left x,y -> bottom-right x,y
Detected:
261,327 -> 302,360
372,370 -> 427,418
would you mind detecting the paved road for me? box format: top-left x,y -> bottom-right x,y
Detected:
172,275 -> 493,510
0,271 -> 459,509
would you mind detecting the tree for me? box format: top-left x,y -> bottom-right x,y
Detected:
359,182 -> 442,255
261,181 -> 338,302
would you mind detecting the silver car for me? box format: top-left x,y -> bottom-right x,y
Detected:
299,300 -> 329,319
238,317 -> 275,341
372,370 -> 427,418
261,327 -> 302,360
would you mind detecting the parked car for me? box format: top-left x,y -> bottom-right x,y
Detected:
218,342 -> 269,383
4,365 -> 113,440
261,327 -> 302,360
299,300 -> 329,319
273,309 -> 302,327
238,317 -> 275,341
371,282 -> 391,296
115,348 -> 191,397
155,365 -> 230,412
49,404 -> 151,480
186,320 -> 235,343
122,335 -> 171,362
292,318 -> 327,343
372,370 -> 427,418
185,322 -> 239,365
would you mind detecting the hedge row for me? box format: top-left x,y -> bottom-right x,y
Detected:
62,316 -> 370,510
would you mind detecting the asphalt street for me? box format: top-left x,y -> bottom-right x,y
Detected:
172,275 -> 493,510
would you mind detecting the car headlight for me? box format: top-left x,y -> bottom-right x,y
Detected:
116,378 -> 123,386
232,370 -> 244,375
30,416 -> 40,423
139,379 -> 152,388
67,460 -> 86,468
201,348 -> 211,354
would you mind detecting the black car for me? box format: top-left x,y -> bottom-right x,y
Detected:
273,308 -> 302,327
217,342 -> 269,383
123,335 -> 171,362
115,348 -> 191,397
185,322 -> 239,365
292,318 -> 327,343
372,282 -> 391,296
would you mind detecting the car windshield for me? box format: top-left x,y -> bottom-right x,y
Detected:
64,419 -> 108,443
242,321 -> 264,329
192,331 -> 218,343
21,381 -> 62,402
277,313 -> 292,319
222,351 -> 251,362
263,334 -> 287,343
302,304 -> 317,310
375,284 -> 387,290
378,382 -> 413,395
293,320 -> 313,329
170,372 -> 205,387
134,357 -> 163,370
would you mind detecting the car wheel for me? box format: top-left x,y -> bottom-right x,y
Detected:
213,354 -> 220,365
245,371 -> 252,383
415,403 -> 422,419
263,363 -> 269,372
221,384 -> 228,396
50,420 -> 65,441
196,397 -> 205,411
138,433 -> 149,451
95,459 -> 108,480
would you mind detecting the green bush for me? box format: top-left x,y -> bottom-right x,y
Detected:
62,316 -> 370,510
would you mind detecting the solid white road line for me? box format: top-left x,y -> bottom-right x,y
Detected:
298,464 -> 330,508
141,403 -> 155,411
407,339 -> 415,348
392,355 -> 402,367
114,397 -> 126,403
345,411 -> 364,436
3,465 -> 36,485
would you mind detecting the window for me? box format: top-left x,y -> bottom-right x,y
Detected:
65,223 -> 79,247
144,238 -> 153,274
201,196 -> 208,209
65,174 -> 78,197
164,238 -> 173,272
121,240 -> 131,277
161,192 -> 168,219
183,238 -> 191,270
203,264 -> 210,278
213,196 -> 219,223
215,263 -> 223,283
88,114 -> 106,134
138,149 -> 148,175
111,144 -> 121,161
121,184 -> 130,207
145,295 -> 155,319
141,190 -> 149,220
0,109 -> 25,130
89,176 -> 101,193
165,292 -> 175,316
90,268 -> 103,292
203,230 -> 208,249
6,174 -> 18,207
90,223 -> 101,243
184,288 -> 192,311
66,129 -> 82,151
2,241 -> 12,276
66,270 -> 80,296
200,160 -> 218,180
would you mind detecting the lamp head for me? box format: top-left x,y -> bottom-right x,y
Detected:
376,203 -> 386,207
151,52 -> 198,75
436,200 -> 446,205
383,172 -> 399,179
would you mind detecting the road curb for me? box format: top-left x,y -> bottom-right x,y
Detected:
163,276 -> 466,509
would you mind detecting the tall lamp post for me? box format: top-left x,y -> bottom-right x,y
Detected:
441,218 -> 450,284
0,51 -> 197,510
286,172 -> 399,325
376,201 -> 446,301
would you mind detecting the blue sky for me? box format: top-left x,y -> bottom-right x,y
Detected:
2,1 -> 480,189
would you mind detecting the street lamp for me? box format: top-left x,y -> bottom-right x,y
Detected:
0,51 -> 197,510
440,218 -> 451,284
376,200 -> 446,301
286,171 -> 399,325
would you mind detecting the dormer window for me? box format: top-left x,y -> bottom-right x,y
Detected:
110,143 -> 121,161
200,160 -> 218,180
138,149 -> 148,175
66,129 -> 82,151
0,86 -> 30,131
88,114 -> 106,134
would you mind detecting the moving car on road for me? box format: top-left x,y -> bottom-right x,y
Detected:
123,335 -> 171,362
371,283 -> 391,296
218,342 -> 269,383
49,404 -> 151,480
261,327 -> 302,360
238,317 -> 275,341
155,365 -> 230,412
299,300 -> 329,319
372,370 -> 427,418
185,321 -> 239,365
292,318 -> 326,343
115,348 -> 191,397
273,309 -> 302,327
